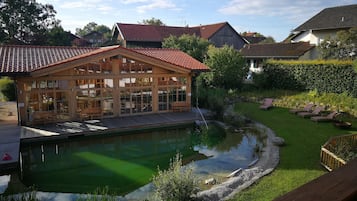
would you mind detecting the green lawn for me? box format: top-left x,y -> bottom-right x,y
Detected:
231,102 -> 357,201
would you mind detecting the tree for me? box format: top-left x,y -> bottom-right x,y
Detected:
0,0 -> 57,44
204,45 -> 247,89
139,17 -> 165,26
259,36 -> 276,44
45,25 -> 72,46
75,22 -> 112,43
162,34 -> 210,62
319,28 -> 357,60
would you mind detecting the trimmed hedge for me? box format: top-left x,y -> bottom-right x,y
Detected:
259,60 -> 357,97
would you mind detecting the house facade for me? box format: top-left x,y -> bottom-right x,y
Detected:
82,31 -> 105,47
112,22 -> 247,50
0,45 -> 209,126
240,42 -> 315,77
290,4 -> 357,46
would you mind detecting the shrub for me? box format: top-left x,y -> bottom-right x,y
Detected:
261,60 -> 357,97
0,77 -> 16,101
76,186 -> 116,201
152,153 -> 200,201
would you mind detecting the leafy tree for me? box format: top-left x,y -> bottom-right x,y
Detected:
163,34 -> 210,62
204,45 -> 247,89
139,17 -> 165,26
0,77 -> 16,101
319,27 -> 357,60
75,22 -> 112,41
0,0 -> 57,44
259,36 -> 276,44
45,25 -> 72,46
152,153 -> 199,201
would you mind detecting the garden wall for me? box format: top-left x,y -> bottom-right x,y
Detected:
259,60 -> 357,97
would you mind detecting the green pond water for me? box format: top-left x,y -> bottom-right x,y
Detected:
19,124 -> 263,195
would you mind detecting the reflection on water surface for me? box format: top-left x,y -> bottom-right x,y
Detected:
20,124 -> 263,194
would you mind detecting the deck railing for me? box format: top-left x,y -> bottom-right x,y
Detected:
320,133 -> 357,171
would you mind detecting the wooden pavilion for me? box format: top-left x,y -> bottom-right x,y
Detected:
0,45 -> 209,126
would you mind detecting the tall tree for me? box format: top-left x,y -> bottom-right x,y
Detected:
75,22 -> 111,36
319,27 -> 357,60
45,25 -> 72,46
203,45 -> 247,89
75,22 -> 112,41
0,0 -> 57,44
139,17 -> 165,26
162,34 -> 210,62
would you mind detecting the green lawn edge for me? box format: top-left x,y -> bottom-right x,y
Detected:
230,102 -> 357,201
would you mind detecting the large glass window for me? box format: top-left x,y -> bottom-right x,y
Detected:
74,62 -> 112,75
158,88 -> 168,111
120,89 -> 131,114
120,58 -> 152,74
102,90 -> 113,116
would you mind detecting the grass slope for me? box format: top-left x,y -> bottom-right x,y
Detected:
231,102 -> 357,201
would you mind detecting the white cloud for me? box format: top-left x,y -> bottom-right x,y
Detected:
60,0 -> 103,9
218,0 -> 355,23
137,0 -> 177,13
121,0 -> 149,4
120,0 -> 178,13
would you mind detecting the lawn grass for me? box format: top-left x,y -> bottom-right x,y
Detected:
230,102 -> 357,201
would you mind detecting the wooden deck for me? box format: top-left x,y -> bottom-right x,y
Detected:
274,158 -> 357,201
20,110 -> 204,140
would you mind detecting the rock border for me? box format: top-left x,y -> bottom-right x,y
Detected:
197,121 -> 280,201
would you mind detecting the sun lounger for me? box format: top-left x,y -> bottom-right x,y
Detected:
289,103 -> 314,114
297,106 -> 325,118
311,111 -> 339,122
259,98 -> 274,110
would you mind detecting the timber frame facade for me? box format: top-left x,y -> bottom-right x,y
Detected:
0,45 -> 209,126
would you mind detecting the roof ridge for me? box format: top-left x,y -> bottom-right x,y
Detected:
0,44 -> 99,50
131,47 -> 181,51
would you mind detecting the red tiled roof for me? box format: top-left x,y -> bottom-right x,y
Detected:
133,48 -> 209,71
0,45 -> 97,73
34,45 -> 120,72
195,22 -> 227,39
117,23 -> 200,42
240,42 -> 315,58
116,22 -> 229,42
0,45 -> 209,74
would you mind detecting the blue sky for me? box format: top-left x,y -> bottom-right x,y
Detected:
37,0 -> 357,42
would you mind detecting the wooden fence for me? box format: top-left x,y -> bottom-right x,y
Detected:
320,133 -> 357,171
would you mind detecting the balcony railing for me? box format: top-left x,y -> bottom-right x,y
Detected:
320,133 -> 357,171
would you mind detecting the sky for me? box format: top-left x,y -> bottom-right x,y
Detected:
37,0 -> 357,42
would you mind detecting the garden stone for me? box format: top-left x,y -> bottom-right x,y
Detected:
272,137 -> 285,146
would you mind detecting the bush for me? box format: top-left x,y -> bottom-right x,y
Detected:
197,87 -> 226,120
0,77 -> 16,101
260,60 -> 357,96
152,153 -> 200,201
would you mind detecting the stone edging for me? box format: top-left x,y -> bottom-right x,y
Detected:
197,121 -> 280,201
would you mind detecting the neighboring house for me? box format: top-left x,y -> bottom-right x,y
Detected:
241,32 -> 266,44
82,31 -> 105,47
0,45 -> 209,126
289,4 -> 357,46
240,42 -> 315,77
112,22 -> 247,50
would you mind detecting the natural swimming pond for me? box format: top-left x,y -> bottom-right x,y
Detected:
19,124 -> 264,195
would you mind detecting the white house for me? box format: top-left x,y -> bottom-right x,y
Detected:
290,4 -> 357,46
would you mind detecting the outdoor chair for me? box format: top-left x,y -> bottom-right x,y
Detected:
289,103 -> 314,114
311,111 -> 339,122
259,98 -> 274,110
297,106 -> 325,118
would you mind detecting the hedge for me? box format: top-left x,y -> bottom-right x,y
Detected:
259,60 -> 357,97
